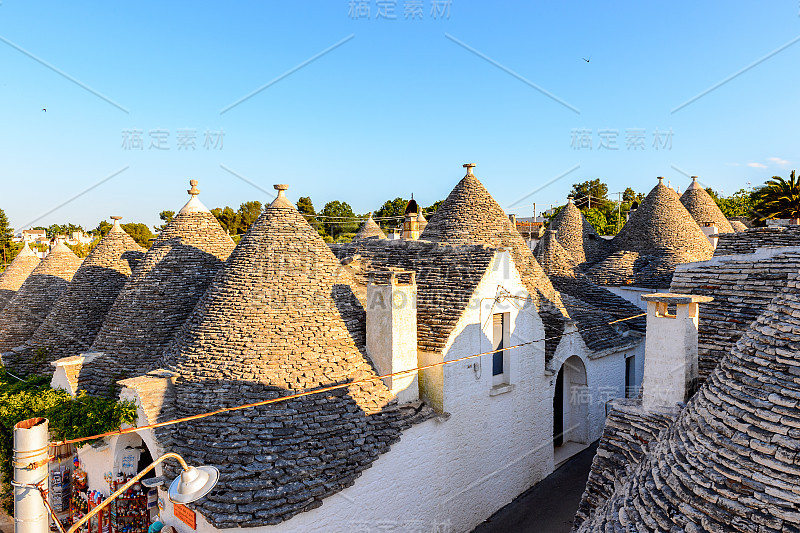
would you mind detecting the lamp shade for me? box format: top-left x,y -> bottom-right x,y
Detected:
167,465 -> 219,504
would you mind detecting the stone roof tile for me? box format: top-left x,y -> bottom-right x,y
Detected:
578,276 -> 800,533
353,213 -> 386,240
79,181 -> 235,395
157,185 -> 429,528
11,218 -> 146,375
420,164 -> 563,313
0,243 -> 82,355
0,244 -> 40,311
680,177 -> 734,233
331,238 -> 498,353
670,247 -> 800,383
586,178 -> 714,287
546,198 -> 610,265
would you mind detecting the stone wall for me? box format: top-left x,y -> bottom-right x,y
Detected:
714,225 -> 800,255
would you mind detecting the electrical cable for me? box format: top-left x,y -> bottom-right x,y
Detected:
49,310 -> 645,448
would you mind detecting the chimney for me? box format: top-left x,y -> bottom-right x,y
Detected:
700,221 -> 718,249
366,270 -> 418,403
640,293 -> 713,411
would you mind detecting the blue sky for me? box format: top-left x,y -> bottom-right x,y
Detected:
1,1 -> 799,231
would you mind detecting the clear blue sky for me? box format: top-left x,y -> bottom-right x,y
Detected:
1,1 -> 798,231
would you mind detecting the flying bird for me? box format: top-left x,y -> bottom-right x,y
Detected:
582,57 -> 591,63
42,108 -> 46,112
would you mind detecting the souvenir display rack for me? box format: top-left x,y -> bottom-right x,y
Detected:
108,477 -> 149,533
68,464 -> 109,533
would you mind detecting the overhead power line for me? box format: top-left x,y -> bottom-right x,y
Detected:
50,310 -> 646,448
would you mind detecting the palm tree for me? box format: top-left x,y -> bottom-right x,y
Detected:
753,170 -> 800,220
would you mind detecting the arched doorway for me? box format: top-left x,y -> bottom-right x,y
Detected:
553,355 -> 589,448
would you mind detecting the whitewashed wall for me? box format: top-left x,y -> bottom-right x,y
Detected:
550,324 -> 644,445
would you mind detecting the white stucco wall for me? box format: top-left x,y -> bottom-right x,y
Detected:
549,325 -> 644,445
155,250 -> 551,533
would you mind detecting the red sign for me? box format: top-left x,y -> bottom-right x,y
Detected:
173,503 -> 196,530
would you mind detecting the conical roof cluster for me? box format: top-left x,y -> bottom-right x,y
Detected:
680,176 -> 734,233
0,242 -> 82,354
78,180 -> 235,395
587,178 -> 714,287
421,164 -> 563,311
579,278 -> 800,532
0,244 -> 40,311
353,212 -> 386,240
547,197 -> 609,265
160,185 -> 412,527
16,218 -> 146,375
535,229 -> 646,358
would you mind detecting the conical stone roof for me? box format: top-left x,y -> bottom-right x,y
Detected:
417,210 -> 428,232
0,242 -> 82,355
353,212 -> 386,240
79,180 -> 235,395
579,277 -> 800,533
0,244 -> 40,311
613,178 -> 713,255
680,176 -> 734,233
587,178 -> 714,287
547,198 -> 609,265
420,164 -> 563,311
14,218 -> 146,375
534,229 -> 577,277
159,185 -> 420,528
730,220 -> 748,232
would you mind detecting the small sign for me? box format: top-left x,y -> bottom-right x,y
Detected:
173,503 -> 196,530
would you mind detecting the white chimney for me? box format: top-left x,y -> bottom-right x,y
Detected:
700,221 -> 718,249
366,270 -> 418,403
640,293 -> 713,411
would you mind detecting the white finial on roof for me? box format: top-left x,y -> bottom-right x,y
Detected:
567,195 -> 574,204
179,179 -> 210,214
110,216 -> 123,231
657,176 -> 664,184
271,184 -> 293,208
686,176 -> 702,190
463,163 -> 476,177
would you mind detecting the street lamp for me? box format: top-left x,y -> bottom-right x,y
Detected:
56,452 -> 219,533
13,418 -> 218,533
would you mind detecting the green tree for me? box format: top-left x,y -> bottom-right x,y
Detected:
0,209 -> 14,268
120,223 -> 155,248
296,196 -> 322,233
94,220 -> 113,238
752,171 -> 800,220
571,179 -> 611,211
622,187 -> 644,203
583,208 -> 609,235
374,197 -> 408,230
424,200 -> 444,216
154,210 -> 175,233
236,201 -> 263,235
211,206 -> 238,235
320,201 -> 358,240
